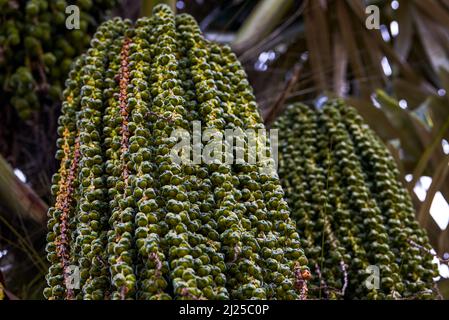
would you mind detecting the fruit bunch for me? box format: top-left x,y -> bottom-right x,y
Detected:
44,5 -> 309,300
274,100 -> 439,300
0,0 -> 117,119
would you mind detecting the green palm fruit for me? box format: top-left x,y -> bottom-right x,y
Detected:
216,43 -> 309,300
176,14 -> 263,300
0,0 -> 117,120
0,280 -> 4,300
45,4 -> 310,300
274,100 -> 439,300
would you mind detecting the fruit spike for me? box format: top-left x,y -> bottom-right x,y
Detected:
0,0 -> 118,119
274,100 -> 439,300
45,4 -> 310,300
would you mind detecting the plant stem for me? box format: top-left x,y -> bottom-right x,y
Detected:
0,155 -> 47,225
232,0 -> 294,53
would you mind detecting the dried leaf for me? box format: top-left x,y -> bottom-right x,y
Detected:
394,0 -> 413,62
333,32 -> 348,96
303,2 -> 327,91
413,8 -> 449,75
336,0 -> 367,95
232,0 -> 295,52
393,78 -> 434,110
417,156 -> 449,228
375,90 -> 428,161
414,0 -> 449,31
0,155 -> 48,224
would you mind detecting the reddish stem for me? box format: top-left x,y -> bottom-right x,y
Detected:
55,133 -> 80,299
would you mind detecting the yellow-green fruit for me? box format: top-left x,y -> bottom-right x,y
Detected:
274,100 -> 439,300
45,5 -> 310,300
0,0 -> 117,119
0,282 -> 4,300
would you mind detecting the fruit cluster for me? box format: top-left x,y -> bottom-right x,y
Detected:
44,5 -> 309,300
0,0 -> 117,119
274,100 -> 438,299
